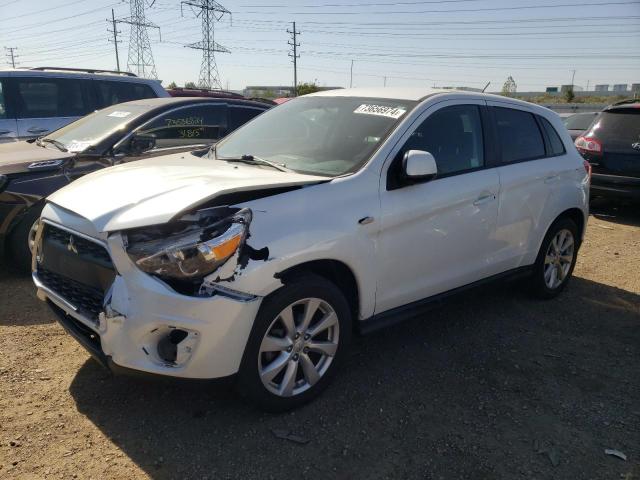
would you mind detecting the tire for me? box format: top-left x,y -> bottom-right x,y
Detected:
7,205 -> 43,274
236,273 -> 352,412
528,217 -> 579,299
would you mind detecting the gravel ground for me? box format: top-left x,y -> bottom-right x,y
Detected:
1,200 -> 639,480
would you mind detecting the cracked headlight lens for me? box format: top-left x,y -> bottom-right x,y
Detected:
125,208 -> 251,280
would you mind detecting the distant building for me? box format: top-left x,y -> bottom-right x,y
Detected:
631,83 -> 640,93
560,84 -> 583,92
594,84 -> 609,92
613,84 -> 628,92
546,86 -> 559,93
243,85 -> 341,98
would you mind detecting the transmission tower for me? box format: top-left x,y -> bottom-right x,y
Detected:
119,0 -> 160,78
182,1 -> 230,90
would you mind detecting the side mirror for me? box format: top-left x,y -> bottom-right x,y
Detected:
129,134 -> 156,154
402,150 -> 437,181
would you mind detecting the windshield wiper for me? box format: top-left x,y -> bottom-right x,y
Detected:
220,154 -> 292,172
36,137 -> 68,152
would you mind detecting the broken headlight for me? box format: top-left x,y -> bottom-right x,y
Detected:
125,207 -> 252,280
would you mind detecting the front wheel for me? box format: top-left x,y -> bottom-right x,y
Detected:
236,274 -> 352,411
528,217 -> 579,299
7,205 -> 43,273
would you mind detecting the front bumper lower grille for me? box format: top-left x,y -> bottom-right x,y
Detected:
38,268 -> 105,320
35,223 -> 116,322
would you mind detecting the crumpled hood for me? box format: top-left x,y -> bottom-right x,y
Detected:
47,153 -> 327,232
0,141 -> 73,175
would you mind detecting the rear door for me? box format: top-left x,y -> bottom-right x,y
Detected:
587,109 -> 640,178
488,102 -> 567,270
0,77 -> 18,143
15,76 -> 93,139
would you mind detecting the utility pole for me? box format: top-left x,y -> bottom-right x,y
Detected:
117,0 -> 160,78
287,22 -> 300,96
107,9 -> 121,72
570,69 -> 576,89
4,47 -> 17,68
182,0 -> 231,90
383,76 -> 387,87
350,59 -> 354,88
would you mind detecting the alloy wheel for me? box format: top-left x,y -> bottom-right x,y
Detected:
544,228 -> 575,289
258,297 -> 340,397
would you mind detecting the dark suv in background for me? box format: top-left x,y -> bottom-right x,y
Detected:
575,100 -> 640,201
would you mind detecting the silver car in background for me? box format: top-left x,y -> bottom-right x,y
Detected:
0,67 -> 168,143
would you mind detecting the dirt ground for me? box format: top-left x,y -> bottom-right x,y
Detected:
1,200 -> 638,480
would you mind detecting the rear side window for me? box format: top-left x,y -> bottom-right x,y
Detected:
227,106 -> 265,132
494,107 -> 545,163
539,117 -> 566,156
15,78 -> 91,118
138,104 -> 227,147
97,81 -> 156,107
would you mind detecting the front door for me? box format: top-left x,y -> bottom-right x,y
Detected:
375,100 -> 500,314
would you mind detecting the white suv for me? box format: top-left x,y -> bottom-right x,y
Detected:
32,88 -> 589,410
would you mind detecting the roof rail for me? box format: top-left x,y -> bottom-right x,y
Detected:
28,67 -> 137,77
610,98 -> 639,106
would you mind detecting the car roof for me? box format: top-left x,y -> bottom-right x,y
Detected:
0,67 -> 161,83
114,96 -> 271,109
307,87 -> 553,115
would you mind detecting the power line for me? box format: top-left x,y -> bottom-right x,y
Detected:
287,21 -> 300,95
0,0 -> 90,23
237,0 -> 640,15
181,0 -> 231,89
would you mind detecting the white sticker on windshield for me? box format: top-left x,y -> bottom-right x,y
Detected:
66,141 -> 92,152
107,111 -> 131,118
354,104 -> 406,119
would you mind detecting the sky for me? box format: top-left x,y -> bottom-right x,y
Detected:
1,0 -> 639,92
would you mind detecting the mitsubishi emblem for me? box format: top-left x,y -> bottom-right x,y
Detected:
67,235 -> 78,255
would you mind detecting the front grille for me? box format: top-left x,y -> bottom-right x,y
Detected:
45,225 -> 112,264
39,268 -> 105,320
36,223 -> 116,321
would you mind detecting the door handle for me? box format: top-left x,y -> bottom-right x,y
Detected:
27,127 -> 49,134
0,130 -> 11,135
473,194 -> 495,206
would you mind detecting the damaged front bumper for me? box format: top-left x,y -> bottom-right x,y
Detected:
33,217 -> 264,380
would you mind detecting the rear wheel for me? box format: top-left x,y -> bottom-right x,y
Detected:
7,205 -> 43,273
237,274 -> 351,411
528,217 -> 579,299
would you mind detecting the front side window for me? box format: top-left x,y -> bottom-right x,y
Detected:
16,78 -> 90,118
400,104 -> 484,175
494,107 -> 545,163
215,96 -> 417,176
137,104 -> 227,147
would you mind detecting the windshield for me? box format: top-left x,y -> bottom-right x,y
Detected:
44,103 -> 152,153
215,96 -> 417,176
563,112 -> 599,131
